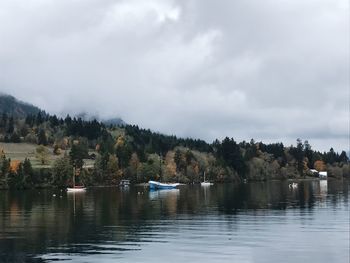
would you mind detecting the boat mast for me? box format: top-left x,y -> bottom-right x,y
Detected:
73,166 -> 76,187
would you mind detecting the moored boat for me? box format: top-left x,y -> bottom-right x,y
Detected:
201,172 -> 213,186
148,180 -> 179,190
67,167 -> 86,192
67,186 -> 86,192
201,182 -> 213,186
119,179 -> 130,187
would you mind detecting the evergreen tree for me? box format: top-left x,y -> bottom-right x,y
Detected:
289,138 -> 305,174
37,129 -> 48,145
52,156 -> 73,187
23,158 -> 34,187
0,113 -> 8,129
304,140 -> 313,168
36,112 -> 43,125
217,137 -> 246,175
10,132 -> 21,143
69,142 -> 88,169
25,115 -> 34,126
49,115 -> 59,128
325,148 -> 337,164
7,117 -> 14,134
244,140 -> 258,161
338,151 -> 349,163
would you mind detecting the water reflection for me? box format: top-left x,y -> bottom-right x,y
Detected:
319,180 -> 328,195
148,189 -> 180,200
0,179 -> 348,262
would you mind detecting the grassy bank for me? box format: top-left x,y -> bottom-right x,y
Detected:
0,142 -> 95,169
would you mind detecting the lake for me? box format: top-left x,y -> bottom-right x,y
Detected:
0,180 -> 349,263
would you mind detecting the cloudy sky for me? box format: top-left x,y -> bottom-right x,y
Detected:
0,0 -> 348,152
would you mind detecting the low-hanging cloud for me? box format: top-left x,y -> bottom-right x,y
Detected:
0,0 -> 348,152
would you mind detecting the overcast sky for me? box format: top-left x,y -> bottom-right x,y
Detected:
0,0 -> 349,152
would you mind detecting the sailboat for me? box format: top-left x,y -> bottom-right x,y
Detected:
67,167 -> 86,192
201,171 -> 213,186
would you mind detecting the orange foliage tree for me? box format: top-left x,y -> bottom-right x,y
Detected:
10,160 -> 21,173
314,160 -> 326,171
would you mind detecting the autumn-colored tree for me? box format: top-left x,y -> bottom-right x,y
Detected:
314,160 -> 326,171
115,135 -> 125,149
165,151 -> 177,180
129,153 -> 140,170
10,160 -> 21,173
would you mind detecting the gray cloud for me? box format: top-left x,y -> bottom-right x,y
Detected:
0,0 -> 348,152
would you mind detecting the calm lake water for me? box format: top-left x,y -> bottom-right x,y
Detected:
0,180 -> 349,263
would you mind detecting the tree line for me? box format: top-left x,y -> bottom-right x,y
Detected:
0,112 -> 349,189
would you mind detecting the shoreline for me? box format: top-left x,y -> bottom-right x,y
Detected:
0,177 -> 347,190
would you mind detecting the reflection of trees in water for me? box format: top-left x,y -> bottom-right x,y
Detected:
0,180 -> 348,261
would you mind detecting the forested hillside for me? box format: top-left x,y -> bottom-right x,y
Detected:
0,95 -> 348,189
0,94 -> 41,118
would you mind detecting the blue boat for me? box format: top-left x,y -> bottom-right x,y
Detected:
148,180 -> 179,190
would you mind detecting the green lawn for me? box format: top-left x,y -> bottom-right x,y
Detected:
0,143 -> 95,169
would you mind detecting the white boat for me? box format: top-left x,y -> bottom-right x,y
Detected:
67,167 -> 86,192
119,179 -> 130,187
67,186 -> 86,192
201,172 -> 213,186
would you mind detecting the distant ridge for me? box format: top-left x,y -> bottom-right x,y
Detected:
0,94 -> 42,118
0,94 -> 126,125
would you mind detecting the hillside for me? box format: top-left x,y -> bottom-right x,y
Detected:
0,94 -> 41,118
0,94 -> 349,189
